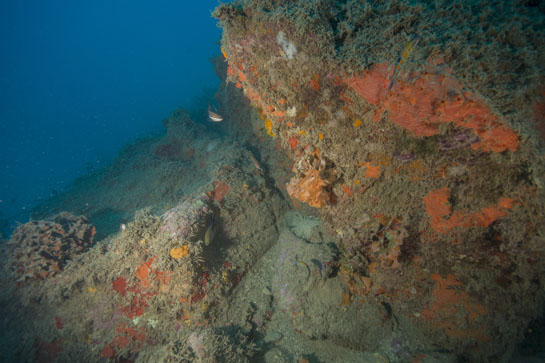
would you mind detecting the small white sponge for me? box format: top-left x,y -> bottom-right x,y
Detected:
276,31 -> 297,60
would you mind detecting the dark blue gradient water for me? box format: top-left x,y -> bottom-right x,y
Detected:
0,1 -> 221,236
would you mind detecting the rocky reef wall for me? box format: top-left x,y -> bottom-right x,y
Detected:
0,107 -> 291,362
214,0 -> 545,360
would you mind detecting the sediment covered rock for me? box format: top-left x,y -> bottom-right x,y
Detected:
6,212 -> 96,283
214,0 -> 545,360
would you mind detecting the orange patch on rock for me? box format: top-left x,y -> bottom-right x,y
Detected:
339,291 -> 351,307
192,290 -> 206,303
344,64 -> 519,152
170,245 -> 188,259
423,187 -> 515,234
112,277 -> 127,297
364,162 -> 381,179
423,273 -> 488,341
424,187 -> 451,219
209,180 -> 230,202
108,324 -> 147,353
237,69 -> 247,82
114,257 -> 170,319
226,65 -> 234,76
136,265 -> 150,287
113,335 -> 130,349
343,63 -> 390,104
342,184 -> 353,197
497,197 -> 515,209
309,73 -> 320,91
270,109 -> 286,117
135,258 -> 155,288
229,64 -> 286,122
286,168 -> 330,208
122,296 -> 149,319
101,344 -> 116,358
288,136 -> 299,149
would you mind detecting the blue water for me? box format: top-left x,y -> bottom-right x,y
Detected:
0,0 -> 222,237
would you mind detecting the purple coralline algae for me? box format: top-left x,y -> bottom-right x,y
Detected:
439,129 -> 480,150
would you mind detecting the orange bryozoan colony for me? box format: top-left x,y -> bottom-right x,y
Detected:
286,167 -> 330,208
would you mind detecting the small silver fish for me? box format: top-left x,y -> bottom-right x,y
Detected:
248,153 -> 263,173
389,35 -> 420,90
208,104 -> 223,122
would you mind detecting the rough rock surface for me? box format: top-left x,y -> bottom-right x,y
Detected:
213,0 -> 545,360
6,212 -> 96,283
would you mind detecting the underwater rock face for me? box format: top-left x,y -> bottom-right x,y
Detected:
272,223 -> 391,350
153,139 -> 195,161
215,0 -> 545,360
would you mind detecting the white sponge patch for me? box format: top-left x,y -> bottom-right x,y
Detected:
276,31 -> 297,60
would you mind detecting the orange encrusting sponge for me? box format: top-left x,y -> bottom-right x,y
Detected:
227,62 -> 286,122
422,273 -> 489,341
423,187 -> 515,234
344,63 -> 519,152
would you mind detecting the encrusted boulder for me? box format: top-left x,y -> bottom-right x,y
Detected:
6,212 -> 96,283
